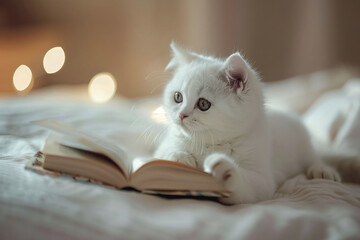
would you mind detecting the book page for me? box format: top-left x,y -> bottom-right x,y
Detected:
132,156 -> 157,173
35,120 -> 131,177
51,133 -> 96,153
42,139 -> 127,188
130,160 -> 228,194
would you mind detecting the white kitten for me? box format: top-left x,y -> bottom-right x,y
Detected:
154,42 -> 340,204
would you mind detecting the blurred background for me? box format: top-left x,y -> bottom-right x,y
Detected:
1,0 -> 360,99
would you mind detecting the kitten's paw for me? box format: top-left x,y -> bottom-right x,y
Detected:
203,153 -> 237,191
163,151 -> 197,168
307,164 -> 341,182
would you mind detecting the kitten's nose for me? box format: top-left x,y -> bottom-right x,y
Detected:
179,114 -> 188,120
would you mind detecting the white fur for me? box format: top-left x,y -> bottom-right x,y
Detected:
154,42 -> 340,204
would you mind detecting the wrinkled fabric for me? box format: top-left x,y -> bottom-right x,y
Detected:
1,81 -> 360,240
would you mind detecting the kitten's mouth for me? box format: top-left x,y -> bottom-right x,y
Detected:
176,117 -> 202,132
179,119 -> 201,132
178,119 -> 190,131
179,120 -> 187,128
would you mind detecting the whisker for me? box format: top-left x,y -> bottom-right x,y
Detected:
209,130 -> 215,150
144,71 -> 172,94
150,81 -> 168,94
145,71 -> 171,82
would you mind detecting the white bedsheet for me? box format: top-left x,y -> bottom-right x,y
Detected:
1,70 -> 360,240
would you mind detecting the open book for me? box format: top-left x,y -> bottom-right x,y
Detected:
29,120 -> 229,198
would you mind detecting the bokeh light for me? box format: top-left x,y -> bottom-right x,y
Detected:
88,72 -> 117,103
13,65 -> 33,92
43,46 -> 65,74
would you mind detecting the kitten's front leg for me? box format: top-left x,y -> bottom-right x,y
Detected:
203,153 -> 238,191
204,153 -> 276,205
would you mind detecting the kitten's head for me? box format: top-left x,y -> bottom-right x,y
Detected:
163,42 -> 264,142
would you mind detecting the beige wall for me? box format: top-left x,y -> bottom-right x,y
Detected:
1,0 -> 360,97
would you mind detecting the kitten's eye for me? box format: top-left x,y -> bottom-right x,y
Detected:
174,91 -> 183,103
197,98 -> 211,111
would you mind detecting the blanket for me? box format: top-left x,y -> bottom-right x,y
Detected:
1,68 -> 359,240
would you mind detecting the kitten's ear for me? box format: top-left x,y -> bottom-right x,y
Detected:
165,42 -> 194,71
223,53 -> 249,93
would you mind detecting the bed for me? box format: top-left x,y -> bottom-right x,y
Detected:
1,67 -> 360,240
